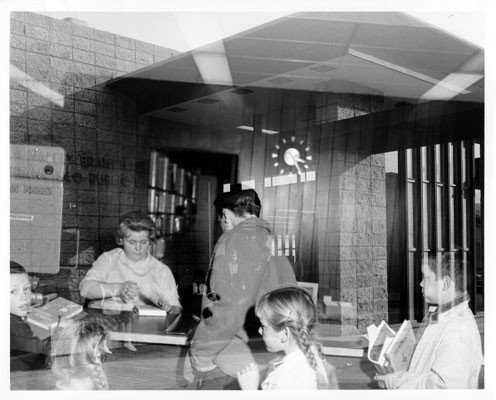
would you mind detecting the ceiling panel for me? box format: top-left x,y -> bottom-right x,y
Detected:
227,56 -> 315,75
294,11 -> 424,27
244,18 -> 356,44
350,46 -> 477,77
352,24 -> 478,54
225,38 -> 347,63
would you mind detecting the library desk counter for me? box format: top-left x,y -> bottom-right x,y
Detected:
10,341 -> 379,391
10,318 -> 380,391
82,308 -> 200,346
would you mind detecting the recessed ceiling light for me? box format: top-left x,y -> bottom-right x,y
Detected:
167,107 -> 187,112
232,88 -> 254,95
197,98 -> 219,104
268,77 -> 293,85
310,64 -> 336,73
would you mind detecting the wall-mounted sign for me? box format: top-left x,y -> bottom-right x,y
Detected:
10,145 -> 65,274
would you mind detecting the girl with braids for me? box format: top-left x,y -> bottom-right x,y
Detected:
51,317 -> 111,390
237,286 -> 339,390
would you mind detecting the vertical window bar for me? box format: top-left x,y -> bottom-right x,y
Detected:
448,143 -> 456,250
421,147 -> 429,252
413,147 -> 424,322
458,141 -> 467,252
426,145 -> 436,253
406,149 -> 415,252
441,143 -> 450,252
464,140 -> 477,311
398,149 -> 410,320
434,144 -> 443,252
405,148 -> 417,321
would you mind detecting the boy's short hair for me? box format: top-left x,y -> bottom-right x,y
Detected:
213,189 -> 261,218
10,260 -> 27,275
427,251 -> 466,293
115,211 -> 156,244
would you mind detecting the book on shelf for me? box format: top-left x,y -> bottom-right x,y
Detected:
366,320 -> 416,374
27,296 -> 83,332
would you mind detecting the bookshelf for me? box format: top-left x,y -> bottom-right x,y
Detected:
147,148 -> 198,258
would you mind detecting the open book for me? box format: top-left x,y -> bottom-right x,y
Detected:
87,298 -> 167,317
367,320 -> 416,374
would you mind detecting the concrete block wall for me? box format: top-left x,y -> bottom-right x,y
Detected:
10,11 -> 180,302
316,93 -> 388,335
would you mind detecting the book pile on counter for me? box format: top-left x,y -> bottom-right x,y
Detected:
27,297 -> 83,332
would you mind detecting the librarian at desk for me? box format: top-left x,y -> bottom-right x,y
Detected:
79,211 -> 182,314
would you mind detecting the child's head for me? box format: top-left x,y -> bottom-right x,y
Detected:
256,286 -> 316,350
10,261 -> 31,318
115,211 -> 156,262
256,286 -> 338,389
421,252 -> 466,304
214,189 -> 262,219
52,317 -> 111,390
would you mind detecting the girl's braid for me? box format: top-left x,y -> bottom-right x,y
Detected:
295,327 -> 338,390
88,362 -> 109,390
295,326 -> 318,370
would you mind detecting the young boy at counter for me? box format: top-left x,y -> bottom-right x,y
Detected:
80,211 -> 181,314
10,261 -> 50,371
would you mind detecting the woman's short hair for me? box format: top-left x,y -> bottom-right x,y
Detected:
115,211 -> 157,244
213,189 -> 261,217
10,260 -> 27,275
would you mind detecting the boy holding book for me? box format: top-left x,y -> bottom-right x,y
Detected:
375,252 -> 482,389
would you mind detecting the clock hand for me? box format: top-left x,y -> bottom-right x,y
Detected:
294,160 -> 302,174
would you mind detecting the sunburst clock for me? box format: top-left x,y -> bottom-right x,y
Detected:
272,136 -> 312,175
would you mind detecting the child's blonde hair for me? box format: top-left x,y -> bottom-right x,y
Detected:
256,286 -> 339,389
51,317 -> 110,390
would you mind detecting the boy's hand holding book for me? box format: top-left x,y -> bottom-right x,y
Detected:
375,371 -> 410,389
366,320 -> 416,374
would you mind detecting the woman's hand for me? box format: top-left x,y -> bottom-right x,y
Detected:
119,281 -> 138,303
237,362 -> 260,390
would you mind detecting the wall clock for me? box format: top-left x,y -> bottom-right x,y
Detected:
272,136 -> 312,175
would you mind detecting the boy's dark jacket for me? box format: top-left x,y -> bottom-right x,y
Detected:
190,216 -> 296,368
10,314 -> 50,371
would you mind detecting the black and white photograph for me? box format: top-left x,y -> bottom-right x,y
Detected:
2,0 -> 493,397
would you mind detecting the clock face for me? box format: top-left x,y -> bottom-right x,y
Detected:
272,136 -> 312,175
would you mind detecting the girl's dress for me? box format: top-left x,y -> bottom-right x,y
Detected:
261,347 -> 327,390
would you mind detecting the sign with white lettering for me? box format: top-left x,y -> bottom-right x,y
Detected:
10,144 -> 65,180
